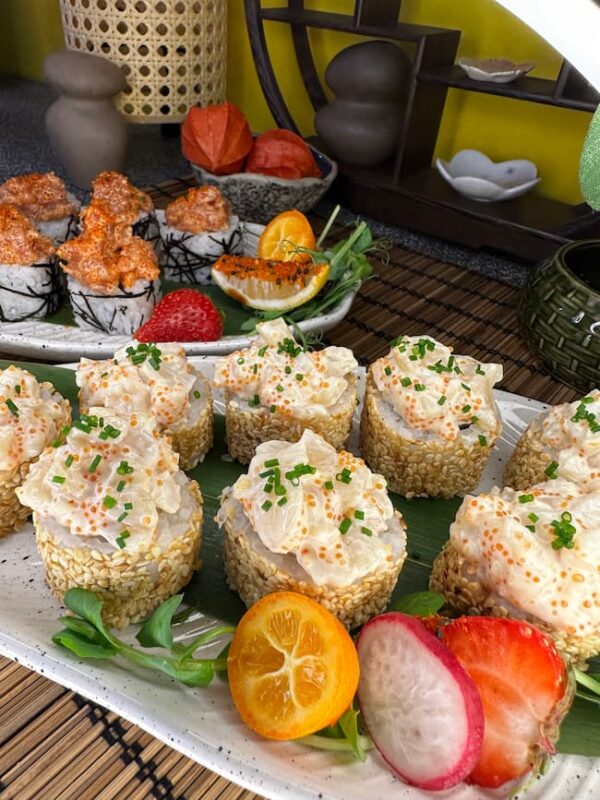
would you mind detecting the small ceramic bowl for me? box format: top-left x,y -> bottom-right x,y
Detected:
458,57 -> 535,84
189,144 -> 337,223
436,149 -> 540,202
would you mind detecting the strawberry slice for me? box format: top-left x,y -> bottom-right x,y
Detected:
135,289 -> 224,342
441,617 -> 573,789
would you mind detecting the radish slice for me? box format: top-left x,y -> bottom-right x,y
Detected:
356,613 -> 484,790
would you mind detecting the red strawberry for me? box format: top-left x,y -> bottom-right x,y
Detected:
441,617 -> 573,789
135,289 -> 224,342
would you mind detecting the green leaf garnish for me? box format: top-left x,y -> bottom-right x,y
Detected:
392,591 -> 445,617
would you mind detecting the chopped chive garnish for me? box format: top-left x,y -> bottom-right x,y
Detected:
518,494 -> 535,504
324,480 -> 334,490
384,366 -> 392,376
478,434 -> 487,447
248,394 -> 260,407
5,398 -> 19,416
339,518 -> 351,535
88,455 -> 102,473
65,455 -> 74,467
295,373 -> 304,382
361,526 -> 373,537
400,377 -> 412,387
264,483 -> 273,493
193,390 -> 201,399
99,424 -> 121,441
550,511 -> 576,550
259,468 -> 274,478
461,383 -> 471,393
270,405 -> 276,413
73,420 -> 91,433
414,383 -> 426,392
116,480 -> 126,492
438,395 -> 446,406
14,385 -> 21,394
103,495 -> 117,509
261,500 -> 272,512
124,502 -> 133,510
336,468 -> 352,484
276,384 -> 284,392
461,405 -> 471,414
471,415 -> 479,424
476,365 -> 485,375
355,509 -> 365,520
62,425 -> 72,436
117,460 -> 134,475
277,338 -> 302,357
253,364 -> 258,374
544,460 -> 559,479
265,459 -> 279,468
274,484 -> 287,496
258,346 -> 268,357
237,357 -> 245,365
100,372 -> 108,378
582,396 -> 594,404
526,524 -> 536,533
52,475 -> 66,484
277,496 -> 288,506
528,512 -> 539,523
285,365 -> 292,374
117,512 -> 128,522
115,530 -> 130,549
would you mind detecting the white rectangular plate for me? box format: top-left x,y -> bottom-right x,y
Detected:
0,360 -> 597,800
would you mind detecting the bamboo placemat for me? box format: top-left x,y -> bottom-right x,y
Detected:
0,178 -> 579,800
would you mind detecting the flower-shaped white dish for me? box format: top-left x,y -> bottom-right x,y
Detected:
436,149 -> 540,202
458,57 -> 535,83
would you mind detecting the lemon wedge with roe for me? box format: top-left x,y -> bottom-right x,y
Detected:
211,255 -> 329,312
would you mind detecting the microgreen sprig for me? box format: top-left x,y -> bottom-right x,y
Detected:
52,589 -> 234,687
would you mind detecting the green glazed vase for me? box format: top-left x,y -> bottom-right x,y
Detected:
519,240 -> 600,392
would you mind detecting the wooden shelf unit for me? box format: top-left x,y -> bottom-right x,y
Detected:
245,0 -> 600,261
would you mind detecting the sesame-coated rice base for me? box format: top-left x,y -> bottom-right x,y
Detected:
504,420 -> 552,490
35,480 -> 203,629
222,510 -> 406,629
0,388 -> 71,538
168,400 -> 213,471
430,540 -> 600,665
360,374 -> 500,499
224,376 -> 357,465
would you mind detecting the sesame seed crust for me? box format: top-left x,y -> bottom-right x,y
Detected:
166,389 -> 213,471
360,371 -> 500,498
430,540 -> 600,666
34,479 -> 203,629
504,419 -> 554,490
224,374 -> 357,464
0,385 -> 71,538
222,508 -> 406,629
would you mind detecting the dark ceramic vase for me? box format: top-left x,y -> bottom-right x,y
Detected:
519,240 -> 600,392
44,50 -> 128,189
314,41 -> 410,167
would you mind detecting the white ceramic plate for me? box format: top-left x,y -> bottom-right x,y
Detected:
0,361 -> 598,800
0,223 -> 357,362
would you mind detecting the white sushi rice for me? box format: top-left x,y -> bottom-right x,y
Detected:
36,193 -> 80,246
156,209 -> 242,285
0,259 -> 63,321
66,275 -> 161,334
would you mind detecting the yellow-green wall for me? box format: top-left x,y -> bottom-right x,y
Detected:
1,0 -> 591,204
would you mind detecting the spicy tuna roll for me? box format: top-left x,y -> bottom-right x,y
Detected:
360,335 -> 503,498
0,205 -> 63,321
57,202 -> 160,334
0,365 -> 71,537
157,185 -> 241,285
0,172 -> 79,245
89,170 -> 159,249
77,342 -> 213,470
16,408 -> 203,628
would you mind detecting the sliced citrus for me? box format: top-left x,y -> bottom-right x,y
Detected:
211,255 -> 329,312
258,209 -> 316,262
227,591 -> 359,740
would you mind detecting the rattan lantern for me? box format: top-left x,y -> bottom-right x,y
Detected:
59,0 -> 227,123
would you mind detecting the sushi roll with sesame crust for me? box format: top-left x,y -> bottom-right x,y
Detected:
216,429 -> 407,629
504,390 -> 600,491
77,342 -> 213,470
212,318 -> 358,464
360,335 -> 503,499
0,366 -> 71,537
430,479 -> 600,664
16,408 -> 203,629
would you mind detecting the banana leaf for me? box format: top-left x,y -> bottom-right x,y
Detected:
1,359 -> 598,757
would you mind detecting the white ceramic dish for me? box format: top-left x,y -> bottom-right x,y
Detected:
0,358 -> 598,800
436,149 -> 540,202
0,222 -> 357,362
458,57 -> 535,83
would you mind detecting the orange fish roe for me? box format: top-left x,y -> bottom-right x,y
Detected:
0,205 -> 54,264
0,172 -> 76,222
213,254 -> 326,287
91,171 -> 153,224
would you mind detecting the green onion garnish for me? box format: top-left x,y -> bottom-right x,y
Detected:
270,405 -> 276,413
276,384 -> 284,392
355,509 -> 365,520
103,495 -> 117,509
478,434 -> 487,447
193,390 -> 201,399
116,480 -> 126,492
237,357 -> 245,365
361,526 -> 373,537
248,394 -> 260,407
339,518 -> 351,535
414,383 -> 426,392
277,496 -> 288,506
52,475 -> 66,484
461,405 -> 471,414
528,512 -> 539,523
258,346 -> 269,357
400,377 -> 412,387
14,385 -> 21,394
265,459 -> 279,468
65,455 -> 74,467
295,373 -> 304,382
518,494 -> 535,504
438,395 -> 446,406
117,512 -> 128,523
336,468 -> 352,484
5,398 -> 19,416
117,460 -> 134,475
124,502 -> 133,510
384,366 -> 392,376
550,512 -> 576,550
544,461 -> 559,479
115,530 -> 130,549
324,480 -> 334,490
285,365 -> 292,375
88,455 -> 102,473
461,383 -> 471,393
277,338 -> 302,357
261,500 -> 272,512
475,365 -> 485,375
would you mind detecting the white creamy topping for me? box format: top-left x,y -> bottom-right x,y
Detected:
535,390 -> 600,487
212,319 -> 357,417
371,335 -> 502,441
220,428 -> 405,586
0,366 -> 66,471
77,343 -> 197,429
16,408 -> 181,551
450,479 -> 600,637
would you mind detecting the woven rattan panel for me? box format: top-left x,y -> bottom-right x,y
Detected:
0,177 -> 578,800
